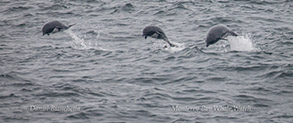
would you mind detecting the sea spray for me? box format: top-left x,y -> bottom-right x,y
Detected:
65,30 -> 100,50
228,34 -> 255,52
164,41 -> 185,53
150,39 -> 185,53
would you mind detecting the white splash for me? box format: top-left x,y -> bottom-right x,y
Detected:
65,30 -> 102,50
227,34 -> 255,52
150,40 -> 185,53
164,41 -> 185,53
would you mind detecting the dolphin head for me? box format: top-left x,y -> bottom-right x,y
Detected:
142,33 -> 148,39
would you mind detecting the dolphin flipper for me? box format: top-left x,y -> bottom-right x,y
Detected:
55,26 -> 62,31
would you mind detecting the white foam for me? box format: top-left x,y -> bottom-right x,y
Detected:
65,30 -> 104,50
163,41 -> 185,53
227,34 -> 255,52
150,39 -> 185,53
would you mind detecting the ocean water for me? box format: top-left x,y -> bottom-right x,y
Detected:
1,0 -> 293,122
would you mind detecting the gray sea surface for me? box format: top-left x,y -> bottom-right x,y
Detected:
1,0 -> 293,122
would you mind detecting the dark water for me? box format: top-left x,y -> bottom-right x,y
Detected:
1,0 -> 293,122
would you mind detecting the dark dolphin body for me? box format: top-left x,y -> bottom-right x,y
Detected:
205,24 -> 238,47
142,26 -> 176,47
42,21 -> 74,35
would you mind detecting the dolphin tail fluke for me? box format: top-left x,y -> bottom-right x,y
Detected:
156,31 -> 177,47
164,38 -> 177,47
67,24 -> 75,29
229,31 -> 238,36
168,41 -> 176,47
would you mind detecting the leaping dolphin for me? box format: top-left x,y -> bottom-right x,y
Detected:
205,24 -> 238,47
42,21 -> 75,36
143,26 -> 176,47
